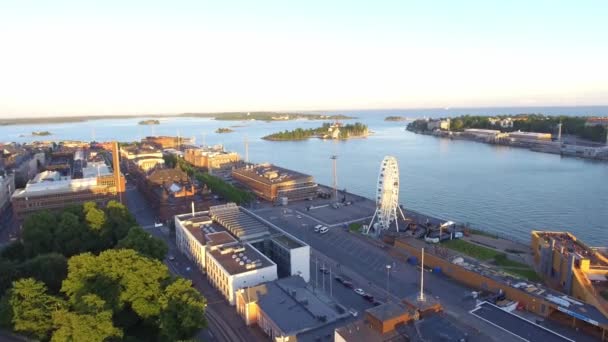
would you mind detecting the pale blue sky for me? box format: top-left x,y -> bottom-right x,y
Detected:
0,0 -> 606,116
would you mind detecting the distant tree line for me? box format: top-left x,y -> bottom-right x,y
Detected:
177,157 -> 254,204
0,201 -> 206,341
407,114 -> 607,142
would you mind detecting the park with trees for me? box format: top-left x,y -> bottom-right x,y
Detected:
0,201 -> 207,341
407,114 -> 607,143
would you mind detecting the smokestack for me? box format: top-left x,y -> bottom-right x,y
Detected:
191,201 -> 195,217
112,141 -> 124,204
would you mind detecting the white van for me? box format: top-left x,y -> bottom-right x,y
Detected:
320,226 -> 329,234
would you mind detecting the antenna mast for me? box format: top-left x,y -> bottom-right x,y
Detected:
330,155 -> 338,199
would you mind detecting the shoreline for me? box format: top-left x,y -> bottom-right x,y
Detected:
408,129 -> 608,162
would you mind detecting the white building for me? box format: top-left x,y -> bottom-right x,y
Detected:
175,203 -> 310,305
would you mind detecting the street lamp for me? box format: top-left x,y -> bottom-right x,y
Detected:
385,264 -> 392,301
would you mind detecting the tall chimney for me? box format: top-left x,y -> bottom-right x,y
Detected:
112,141 -> 124,204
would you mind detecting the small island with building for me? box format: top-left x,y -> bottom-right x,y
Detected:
262,122 -> 369,141
32,131 -> 52,136
215,127 -> 234,134
138,119 -> 160,125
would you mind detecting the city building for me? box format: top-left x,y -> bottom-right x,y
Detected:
206,242 -> 277,305
334,302 -> 466,342
585,117 -> 608,127
174,203 -> 310,304
508,131 -> 552,142
463,128 -> 504,139
134,167 -> 207,221
236,275 -> 348,340
143,136 -> 194,149
427,119 -> 451,131
11,142 -> 125,220
184,145 -> 240,170
532,231 -> 608,327
394,237 -> 608,340
120,144 -> 164,172
232,163 -> 317,202
0,173 -> 15,212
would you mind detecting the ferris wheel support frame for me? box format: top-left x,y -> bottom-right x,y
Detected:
364,156 -> 406,235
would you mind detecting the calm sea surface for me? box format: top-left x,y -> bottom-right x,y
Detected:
2,106 -> 607,245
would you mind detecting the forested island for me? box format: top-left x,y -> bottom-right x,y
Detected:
0,112 -> 356,126
32,131 -> 52,136
138,119 -> 160,125
263,122 -> 369,141
407,114 -> 607,142
385,116 -> 411,122
215,127 -> 234,133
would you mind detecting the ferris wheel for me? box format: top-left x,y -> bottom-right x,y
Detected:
365,156 -> 406,234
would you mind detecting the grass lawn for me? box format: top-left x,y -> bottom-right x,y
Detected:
349,222 -> 363,233
502,268 -> 542,282
442,239 -> 501,261
443,239 -> 541,282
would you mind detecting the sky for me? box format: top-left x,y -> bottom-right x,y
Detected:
0,0 -> 607,117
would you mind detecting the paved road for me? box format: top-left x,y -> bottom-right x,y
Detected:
124,184 -> 265,342
255,206 -> 519,342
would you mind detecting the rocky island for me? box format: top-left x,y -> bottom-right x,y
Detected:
215,127 -> 234,134
385,116 -> 411,122
263,122 -> 369,141
138,119 -> 160,125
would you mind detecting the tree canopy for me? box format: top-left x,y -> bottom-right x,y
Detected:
116,226 -> 168,261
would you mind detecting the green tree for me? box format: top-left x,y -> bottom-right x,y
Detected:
54,212 -> 89,256
0,241 -> 25,262
116,226 -> 168,261
159,279 -> 207,341
85,206 -> 106,232
104,200 -> 137,244
51,294 -> 122,342
6,278 -> 65,341
0,258 -> 18,296
451,119 -> 464,131
61,249 -> 170,322
18,253 -> 68,294
22,211 -> 57,257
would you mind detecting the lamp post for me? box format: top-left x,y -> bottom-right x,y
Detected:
385,264 -> 392,301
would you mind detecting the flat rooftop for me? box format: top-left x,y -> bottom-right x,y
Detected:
471,302 -> 573,342
233,163 -> 313,185
208,243 -> 274,275
209,203 -> 270,241
366,302 -> 411,322
335,320 -> 407,342
244,276 -> 344,336
535,231 -> 606,266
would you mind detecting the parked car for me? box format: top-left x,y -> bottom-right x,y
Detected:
342,281 -> 354,288
168,255 -> 175,261
319,226 -> 329,234
334,276 -> 344,283
319,267 -> 330,274
348,309 -> 358,317
296,215 -> 302,219
314,225 -> 322,232
372,299 -> 383,306
354,288 -> 365,296
363,294 -> 374,302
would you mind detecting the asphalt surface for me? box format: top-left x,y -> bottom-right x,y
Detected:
254,205 -> 519,342
124,180 -> 265,342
